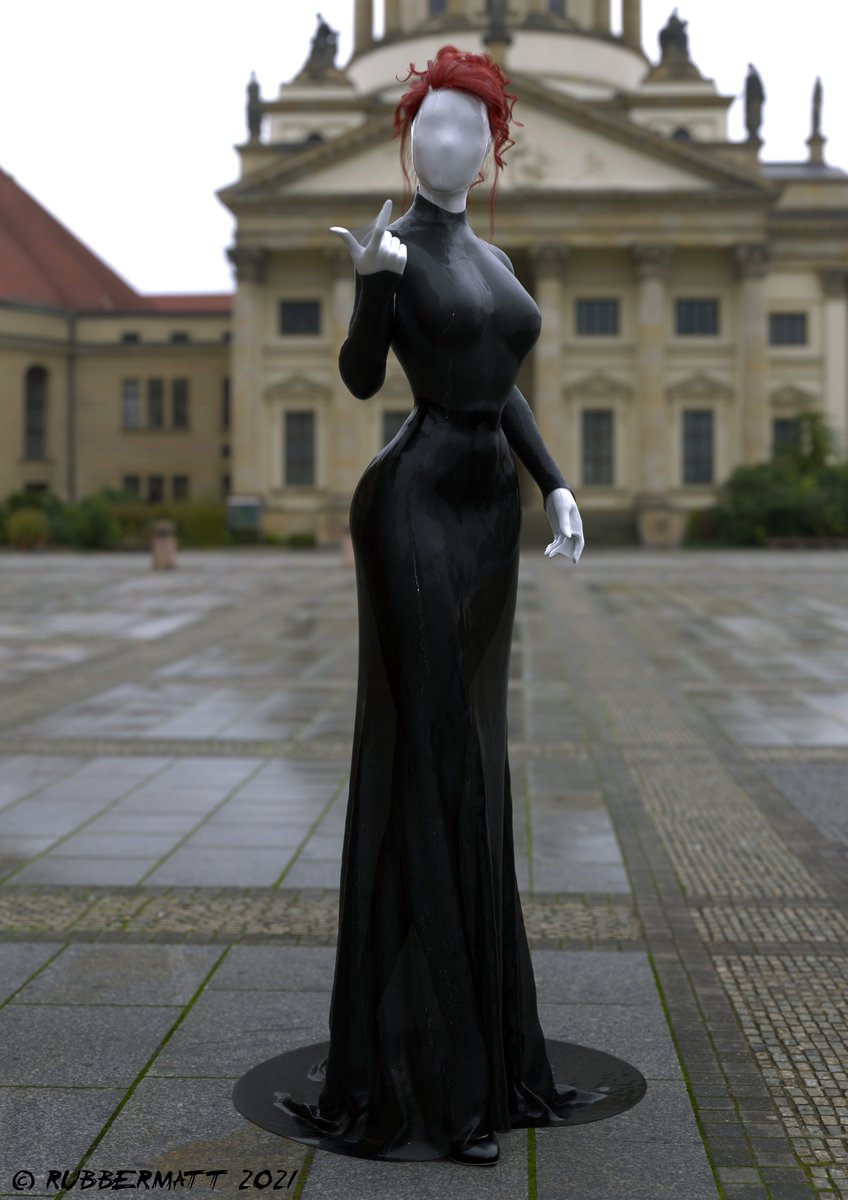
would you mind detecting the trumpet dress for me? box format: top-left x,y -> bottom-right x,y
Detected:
270,190 -> 601,1159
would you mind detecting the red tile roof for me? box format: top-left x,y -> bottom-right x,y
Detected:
146,293 -> 232,314
0,167 -> 233,316
0,166 -> 150,311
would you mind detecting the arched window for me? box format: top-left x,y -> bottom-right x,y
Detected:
24,366 -> 48,460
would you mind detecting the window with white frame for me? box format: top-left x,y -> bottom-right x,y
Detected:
122,379 -> 142,430
769,313 -> 807,345
676,299 -> 719,336
581,409 -> 614,485
284,411 -> 316,485
682,409 -> 714,484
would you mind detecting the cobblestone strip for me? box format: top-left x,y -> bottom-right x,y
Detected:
538,571 -> 821,1200
0,885 -> 642,948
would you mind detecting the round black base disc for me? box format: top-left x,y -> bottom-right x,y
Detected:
233,1040 -> 647,1162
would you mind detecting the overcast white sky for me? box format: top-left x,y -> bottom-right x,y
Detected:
1,1 -> 843,294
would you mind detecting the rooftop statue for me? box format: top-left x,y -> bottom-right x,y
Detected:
745,62 -> 766,140
659,8 -> 689,58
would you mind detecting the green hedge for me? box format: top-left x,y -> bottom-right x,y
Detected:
0,487 -> 240,550
686,412 -> 848,546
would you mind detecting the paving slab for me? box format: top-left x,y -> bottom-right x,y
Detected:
0,1004 -> 180,1087
0,1086 -> 124,1187
0,944 -> 63,1003
9,944 -> 222,1006
80,1074 -> 307,1200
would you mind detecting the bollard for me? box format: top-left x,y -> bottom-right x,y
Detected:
151,519 -> 178,569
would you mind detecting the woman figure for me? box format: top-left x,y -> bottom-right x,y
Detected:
273,45 -> 596,1165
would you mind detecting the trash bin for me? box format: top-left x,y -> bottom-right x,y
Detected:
151,519 -> 177,569
226,495 -> 264,542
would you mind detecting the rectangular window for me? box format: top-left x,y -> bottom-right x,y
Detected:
221,377 -> 231,430
549,0 -> 566,17
676,299 -> 719,336
222,472 -> 231,496
773,417 -> 801,455
172,475 -> 190,500
147,379 -> 164,428
279,300 -> 321,335
429,0 -> 446,13
121,332 -> 140,344
682,409 -> 714,484
172,378 -> 190,428
170,331 -> 190,343
147,474 -> 164,503
769,312 -> 807,345
382,409 -> 409,447
122,379 -> 141,429
284,411 -> 316,485
576,299 -> 619,336
581,409 -> 614,485
122,475 -> 140,496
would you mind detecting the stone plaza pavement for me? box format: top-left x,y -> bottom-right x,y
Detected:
0,546 -> 846,1200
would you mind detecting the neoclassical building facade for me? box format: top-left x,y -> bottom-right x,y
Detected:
0,167 -> 232,508
220,0 -> 848,543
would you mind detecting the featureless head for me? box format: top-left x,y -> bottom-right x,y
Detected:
410,88 -> 490,196
394,45 -> 519,223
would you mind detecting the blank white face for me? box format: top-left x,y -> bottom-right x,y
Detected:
410,87 -> 492,195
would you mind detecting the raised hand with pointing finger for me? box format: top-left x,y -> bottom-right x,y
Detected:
330,199 -> 407,277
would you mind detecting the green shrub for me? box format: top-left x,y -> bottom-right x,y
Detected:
70,494 -> 122,549
169,499 -> 232,547
7,508 -> 49,549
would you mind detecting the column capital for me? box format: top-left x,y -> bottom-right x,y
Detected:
227,245 -> 267,284
631,243 -> 673,278
820,269 -> 848,298
530,244 -> 570,274
734,243 -> 770,279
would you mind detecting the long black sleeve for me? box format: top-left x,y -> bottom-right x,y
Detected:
501,385 -> 572,505
338,270 -> 400,400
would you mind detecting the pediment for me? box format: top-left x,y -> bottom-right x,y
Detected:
564,371 -> 633,400
770,383 -> 818,411
220,78 -> 773,208
666,372 -> 734,402
265,372 -> 331,402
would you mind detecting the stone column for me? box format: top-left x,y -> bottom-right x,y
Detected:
622,0 -> 641,49
227,246 -> 267,497
734,244 -> 770,465
632,244 -> 672,500
594,0 -> 611,33
328,250 -> 360,513
353,0 -> 373,55
530,245 -> 569,488
821,270 -> 848,458
384,0 -> 401,35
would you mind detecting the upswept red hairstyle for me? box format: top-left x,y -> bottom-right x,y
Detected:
393,45 -> 520,233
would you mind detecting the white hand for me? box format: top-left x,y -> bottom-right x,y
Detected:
544,487 -> 584,564
330,198 -> 407,276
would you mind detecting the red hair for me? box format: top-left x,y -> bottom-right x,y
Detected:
393,45 -> 520,234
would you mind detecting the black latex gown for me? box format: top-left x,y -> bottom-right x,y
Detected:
274,190 -> 599,1159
